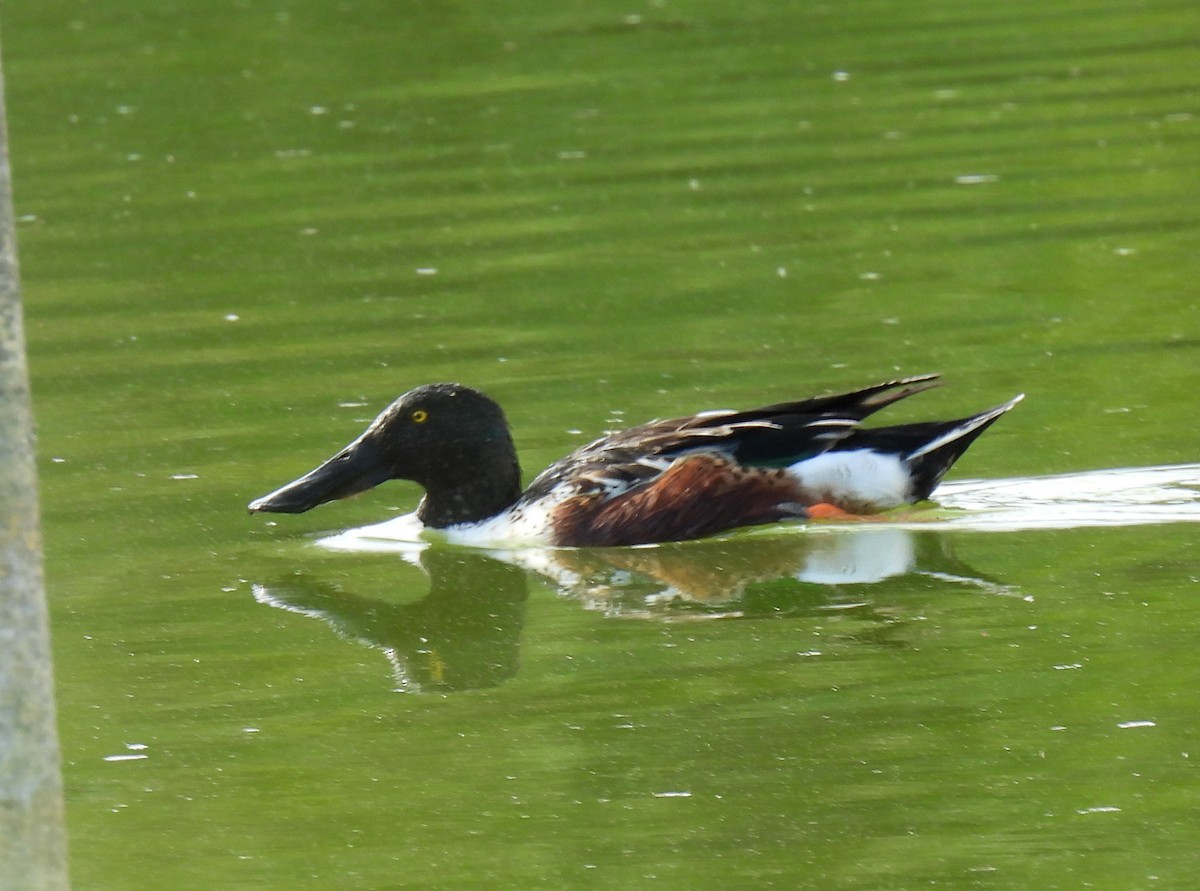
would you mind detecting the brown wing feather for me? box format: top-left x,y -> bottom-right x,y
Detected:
551,453 -> 808,547
525,375 -> 942,502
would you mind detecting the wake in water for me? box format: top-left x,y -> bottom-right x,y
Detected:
927,463 -> 1200,531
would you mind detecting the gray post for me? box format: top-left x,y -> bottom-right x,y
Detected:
0,40 -> 72,891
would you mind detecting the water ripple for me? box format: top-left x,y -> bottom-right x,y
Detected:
930,463 -> 1200,530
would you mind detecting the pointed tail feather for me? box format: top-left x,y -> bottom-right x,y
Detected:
834,393 -> 1023,501
904,394 -> 1024,499
907,394 -> 1024,462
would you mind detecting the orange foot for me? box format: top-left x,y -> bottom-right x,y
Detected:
806,503 -> 936,523
805,502 -> 862,521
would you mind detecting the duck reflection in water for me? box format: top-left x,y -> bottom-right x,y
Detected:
253,549 -> 527,692
253,525 -> 1016,692
503,525 -> 1016,619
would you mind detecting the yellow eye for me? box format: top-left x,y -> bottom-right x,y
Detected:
411,409 -> 429,424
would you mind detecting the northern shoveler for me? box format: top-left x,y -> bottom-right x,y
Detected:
248,374 -> 1022,547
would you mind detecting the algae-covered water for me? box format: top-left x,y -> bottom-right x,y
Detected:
5,0 -> 1199,888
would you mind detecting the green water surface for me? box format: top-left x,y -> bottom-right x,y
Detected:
5,1 -> 1199,888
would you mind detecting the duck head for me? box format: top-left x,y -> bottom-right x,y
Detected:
248,383 -> 523,527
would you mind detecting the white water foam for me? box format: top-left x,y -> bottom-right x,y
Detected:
927,463 -> 1200,531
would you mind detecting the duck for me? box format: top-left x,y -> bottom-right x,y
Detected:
248,374 -> 1022,547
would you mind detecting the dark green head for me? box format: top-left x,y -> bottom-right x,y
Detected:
248,383 -> 523,527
